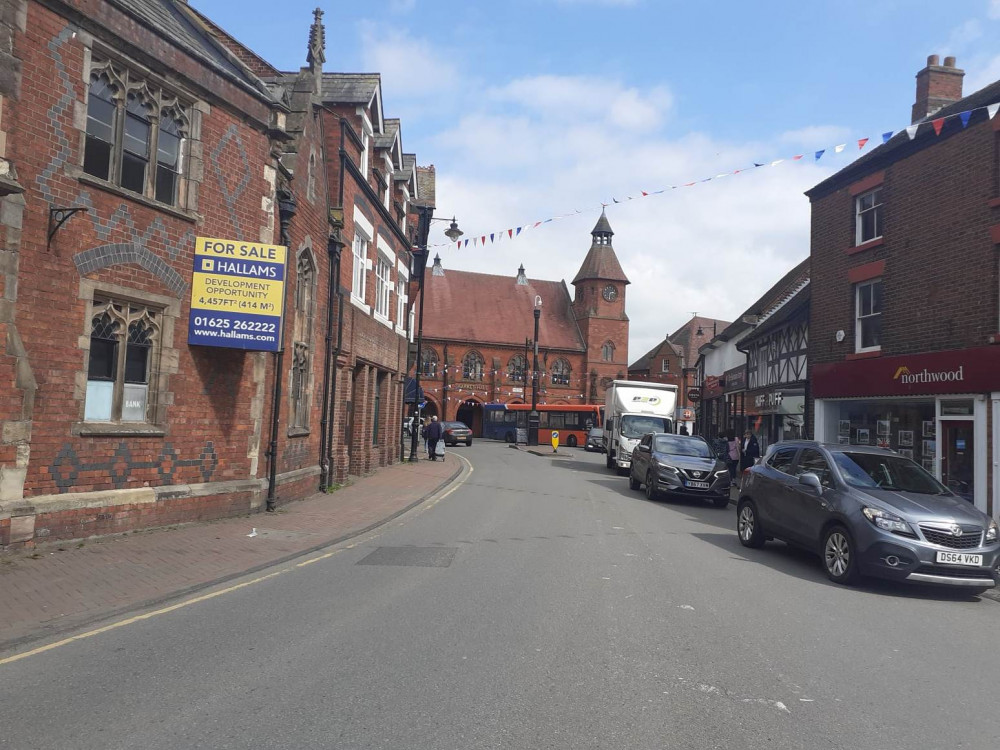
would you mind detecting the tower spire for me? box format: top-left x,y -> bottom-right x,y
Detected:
591,209 -> 614,247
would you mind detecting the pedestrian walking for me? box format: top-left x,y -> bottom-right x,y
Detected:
739,429 -> 760,472
425,416 -> 443,461
678,424 -> 689,436
726,431 -> 741,480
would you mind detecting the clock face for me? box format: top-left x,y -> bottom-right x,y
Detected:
602,285 -> 618,302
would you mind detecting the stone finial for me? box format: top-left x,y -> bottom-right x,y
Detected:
307,8 -> 326,70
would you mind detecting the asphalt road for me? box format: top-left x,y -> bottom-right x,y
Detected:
2,443 -> 999,750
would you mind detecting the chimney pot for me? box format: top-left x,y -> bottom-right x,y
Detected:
912,54 -> 964,124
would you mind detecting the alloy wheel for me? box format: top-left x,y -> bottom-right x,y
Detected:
825,531 -> 851,578
738,505 -> 755,542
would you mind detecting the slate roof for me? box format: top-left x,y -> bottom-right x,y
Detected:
321,73 -> 381,104
421,269 -> 585,351
377,119 -> 400,149
807,77 -> 1000,199
415,166 -> 436,208
116,0 -> 270,97
741,282 -> 810,344
572,213 -> 629,285
396,153 -> 416,184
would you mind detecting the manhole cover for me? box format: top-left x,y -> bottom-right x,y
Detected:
356,546 -> 457,568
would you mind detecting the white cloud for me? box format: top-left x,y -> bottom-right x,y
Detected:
359,25 -> 458,97
964,53 -> 1000,93
989,0 -> 1000,20
945,19 -> 983,50
428,73 -> 844,360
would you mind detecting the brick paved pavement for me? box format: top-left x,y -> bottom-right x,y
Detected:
0,455 -> 463,652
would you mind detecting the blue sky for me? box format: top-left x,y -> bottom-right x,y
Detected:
198,0 -> 1000,359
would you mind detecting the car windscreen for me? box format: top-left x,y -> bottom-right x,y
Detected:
588,428 -> 603,438
832,451 -> 949,494
620,415 -> 668,439
653,436 -> 711,457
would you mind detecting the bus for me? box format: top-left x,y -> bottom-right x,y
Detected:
482,403 -> 603,447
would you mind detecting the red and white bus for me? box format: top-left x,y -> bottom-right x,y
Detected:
482,403 -> 603,447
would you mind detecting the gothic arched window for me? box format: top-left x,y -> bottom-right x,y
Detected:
507,354 -> 527,383
462,350 -> 485,381
290,247 -> 317,430
420,347 -> 439,378
551,358 -> 571,385
602,341 -> 615,362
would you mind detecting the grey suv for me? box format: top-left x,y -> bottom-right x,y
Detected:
738,441 -> 1000,592
629,433 -> 731,508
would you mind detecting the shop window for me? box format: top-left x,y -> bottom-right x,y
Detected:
855,279 -> 883,352
855,187 -> 882,245
463,350 -> 485,381
825,399 -> 936,472
85,299 -> 160,423
551,358 -> 571,385
83,61 -> 189,207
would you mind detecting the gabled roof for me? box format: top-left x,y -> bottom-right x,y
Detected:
321,73 -> 381,105
629,338 -> 683,372
807,77 -> 1000,199
116,0 -> 276,101
699,257 -> 810,354
421,269 -> 585,352
741,281 -> 810,344
670,316 -> 730,367
377,118 -> 399,149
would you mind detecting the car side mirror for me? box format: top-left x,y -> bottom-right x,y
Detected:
799,472 -> 822,493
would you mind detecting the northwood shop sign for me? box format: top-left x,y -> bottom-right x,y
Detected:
812,347 -> 999,398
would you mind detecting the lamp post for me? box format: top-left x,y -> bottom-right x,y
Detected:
408,209 -> 462,462
528,295 -> 542,446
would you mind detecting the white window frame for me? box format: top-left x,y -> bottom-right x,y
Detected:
855,187 -> 882,245
351,232 -> 369,306
374,253 -> 392,324
855,278 -> 883,353
360,129 -> 370,178
661,358 -> 670,373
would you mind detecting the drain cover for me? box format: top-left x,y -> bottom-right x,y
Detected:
356,546 -> 458,568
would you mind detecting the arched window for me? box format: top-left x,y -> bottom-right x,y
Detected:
602,341 -> 615,362
419,347 -> 439,378
551,358 -> 571,385
462,350 -> 485,381
507,354 -> 527,383
290,247 -> 317,430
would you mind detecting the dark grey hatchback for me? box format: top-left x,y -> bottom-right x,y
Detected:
738,441 -> 1000,592
629,433 -> 731,508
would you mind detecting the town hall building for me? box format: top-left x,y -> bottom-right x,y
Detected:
414,212 -> 630,435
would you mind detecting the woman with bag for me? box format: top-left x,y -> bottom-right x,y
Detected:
726,431 -> 741,481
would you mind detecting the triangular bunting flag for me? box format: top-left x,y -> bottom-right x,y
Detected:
463,239 -> 469,248
641,191 -> 648,196
684,182 -> 695,187
857,138 -> 869,149
472,237 -> 478,246
792,155 -> 803,161
834,144 -> 845,153
534,221 -> 542,228
905,124 -> 918,140
814,150 -> 825,161
882,131 -> 893,143
543,219 -> 553,223
753,162 -> 764,167
489,233 -> 495,243
508,229 -> 513,239
959,111 -> 972,128
770,159 -> 783,167
987,103 -> 998,120
612,198 -> 619,203
480,235 -> 486,245
516,227 -> 522,236
931,117 -> 944,135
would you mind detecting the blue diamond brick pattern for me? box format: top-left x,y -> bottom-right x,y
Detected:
49,441 -> 219,492
210,124 -> 252,240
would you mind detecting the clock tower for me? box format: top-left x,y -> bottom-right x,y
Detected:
572,211 -> 630,403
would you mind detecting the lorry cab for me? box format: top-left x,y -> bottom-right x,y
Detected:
602,380 -> 679,474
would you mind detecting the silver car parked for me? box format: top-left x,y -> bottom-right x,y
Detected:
737,441 -> 1000,593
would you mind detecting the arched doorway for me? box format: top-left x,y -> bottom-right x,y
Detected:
456,398 -> 484,436
420,398 -> 440,422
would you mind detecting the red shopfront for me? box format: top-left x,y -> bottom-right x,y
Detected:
813,346 -> 1000,516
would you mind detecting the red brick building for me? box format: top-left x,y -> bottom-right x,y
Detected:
807,55 -> 1000,516
629,316 -> 728,430
414,212 -> 630,434
0,1 -> 430,546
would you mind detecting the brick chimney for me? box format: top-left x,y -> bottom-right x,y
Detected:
912,54 -> 964,124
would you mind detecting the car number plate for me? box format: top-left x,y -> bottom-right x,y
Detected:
685,480 -> 710,489
935,551 -> 983,566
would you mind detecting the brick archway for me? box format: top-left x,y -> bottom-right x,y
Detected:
456,397 -> 484,437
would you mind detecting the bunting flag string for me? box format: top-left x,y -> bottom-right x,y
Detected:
429,100 -> 1000,249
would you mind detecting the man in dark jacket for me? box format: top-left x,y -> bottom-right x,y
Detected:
739,429 -> 760,472
425,416 -> 443,460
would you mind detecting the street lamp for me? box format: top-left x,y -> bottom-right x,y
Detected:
528,294 -> 542,446
408,208 -> 462,462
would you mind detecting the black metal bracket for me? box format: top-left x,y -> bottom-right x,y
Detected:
47,206 -> 89,250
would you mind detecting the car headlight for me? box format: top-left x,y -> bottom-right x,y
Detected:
714,470 -> 730,478
652,462 -> 677,474
987,520 -> 998,543
862,506 -> 914,536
